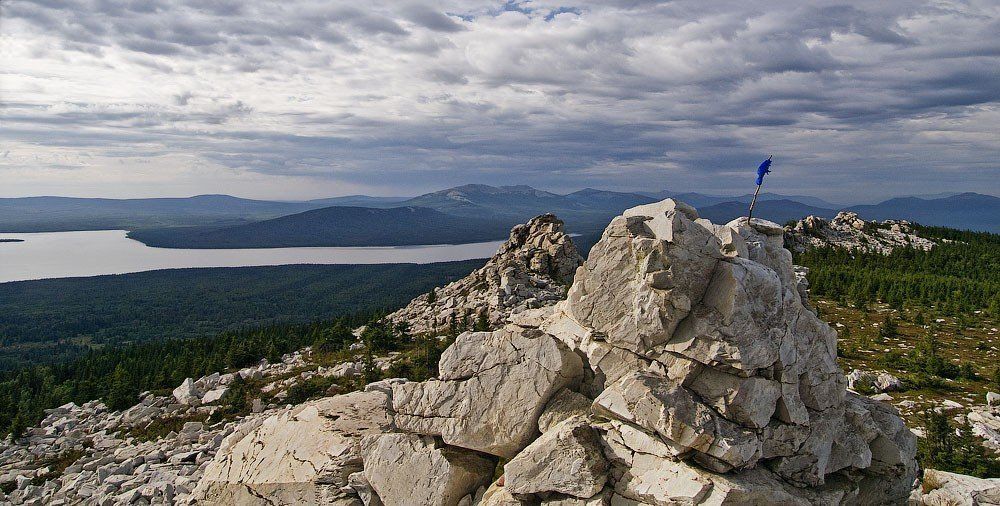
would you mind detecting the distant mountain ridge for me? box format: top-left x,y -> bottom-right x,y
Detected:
127,206 -> 513,248
0,194 -> 324,232
847,192 -> 999,233
4,187 -> 996,246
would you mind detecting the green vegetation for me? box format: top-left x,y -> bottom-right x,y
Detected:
918,410 -> 1000,478
800,225 -> 1000,476
0,261 -> 484,370
0,314 -> 373,437
795,226 -> 1000,316
0,293 -> 467,437
127,206 -> 511,248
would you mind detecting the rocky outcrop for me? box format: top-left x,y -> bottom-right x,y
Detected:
186,202 -> 920,505
785,211 -> 936,254
525,200 -> 919,503
913,469 -> 1000,505
387,214 -> 583,334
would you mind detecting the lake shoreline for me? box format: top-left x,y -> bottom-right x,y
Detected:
0,230 -> 504,283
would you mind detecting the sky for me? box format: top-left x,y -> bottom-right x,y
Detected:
1,0 -> 999,203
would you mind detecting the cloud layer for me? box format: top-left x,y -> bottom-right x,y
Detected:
2,0 -> 998,202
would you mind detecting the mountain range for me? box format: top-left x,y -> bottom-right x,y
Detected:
2,187 -> 996,248
127,206 -> 512,248
0,194 -> 322,232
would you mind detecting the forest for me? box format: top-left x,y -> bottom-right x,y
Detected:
0,314 -> 378,437
0,261 -> 484,370
793,225 -> 1000,317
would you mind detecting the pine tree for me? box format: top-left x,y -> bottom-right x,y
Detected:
105,365 -> 133,410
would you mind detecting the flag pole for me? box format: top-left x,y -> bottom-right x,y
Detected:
747,184 -> 762,222
747,154 -> 772,224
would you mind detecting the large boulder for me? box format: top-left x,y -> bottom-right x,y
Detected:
360,433 -> 494,506
172,378 -> 200,405
194,390 -> 393,504
391,326 -> 583,458
504,419 -> 608,499
387,213 -> 583,334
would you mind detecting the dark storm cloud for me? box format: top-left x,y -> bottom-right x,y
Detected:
2,0 -> 998,200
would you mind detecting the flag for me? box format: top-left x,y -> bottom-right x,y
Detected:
755,157 -> 772,186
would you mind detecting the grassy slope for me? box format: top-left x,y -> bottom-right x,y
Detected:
823,298 -> 1000,426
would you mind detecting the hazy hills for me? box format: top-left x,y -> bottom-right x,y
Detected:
3,187 -> 996,249
697,199 -> 838,225
0,194 -> 324,232
127,206 -> 513,248
849,193 -> 999,232
128,186 -> 661,248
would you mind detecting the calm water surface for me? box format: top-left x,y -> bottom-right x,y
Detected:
0,230 -> 504,283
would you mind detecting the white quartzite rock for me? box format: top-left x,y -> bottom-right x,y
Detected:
360,433 -> 494,506
391,326 -> 584,458
785,211 -> 936,255
172,378 -> 200,405
503,418 -> 608,499
387,213 -> 583,334
916,469 -> 1000,505
180,202 -> 922,506
528,199 -> 918,503
195,390 -> 393,504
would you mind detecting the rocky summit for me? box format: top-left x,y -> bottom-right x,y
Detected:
195,199 -> 920,505
784,211 -> 936,255
6,200 -> 961,505
387,213 -> 583,334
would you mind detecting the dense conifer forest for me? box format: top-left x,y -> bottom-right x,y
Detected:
0,261 -> 484,370
794,226 -> 1000,317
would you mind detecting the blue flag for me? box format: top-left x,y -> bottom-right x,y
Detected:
755,157 -> 772,186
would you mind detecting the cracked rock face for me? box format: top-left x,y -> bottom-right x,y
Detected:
503,418 -> 608,499
391,326 -> 584,459
194,390 -> 393,505
360,433 -> 494,506
387,213 -> 583,334
189,201 -> 920,506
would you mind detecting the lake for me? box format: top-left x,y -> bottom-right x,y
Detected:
0,230 -> 505,283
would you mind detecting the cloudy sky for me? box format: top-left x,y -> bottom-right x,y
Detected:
2,0 -> 998,203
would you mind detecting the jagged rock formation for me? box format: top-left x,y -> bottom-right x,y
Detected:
386,214 -> 583,334
785,211 -> 936,254
197,200 -> 919,505
527,201 -> 918,503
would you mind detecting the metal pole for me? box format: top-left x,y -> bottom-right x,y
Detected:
747,154 -> 771,224
747,184 -> 762,223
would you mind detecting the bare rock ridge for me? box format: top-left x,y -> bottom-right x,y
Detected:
386,213 -> 583,334
196,200 -> 919,505
785,211 -> 936,254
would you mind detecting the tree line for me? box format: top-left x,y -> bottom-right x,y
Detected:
793,225 -> 1000,316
